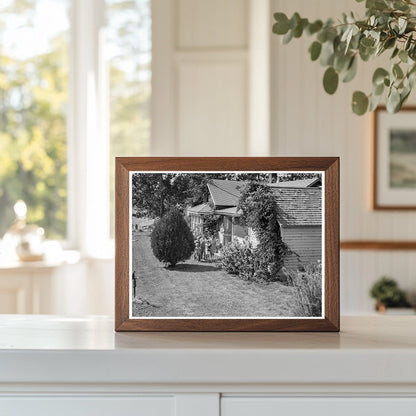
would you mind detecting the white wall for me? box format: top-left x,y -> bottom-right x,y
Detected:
271,0 -> 416,313
152,0 -> 251,156
151,0 -> 416,314
14,0 -> 413,317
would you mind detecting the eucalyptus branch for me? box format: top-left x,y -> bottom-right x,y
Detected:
272,0 -> 416,115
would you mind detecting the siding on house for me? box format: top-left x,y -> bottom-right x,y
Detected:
281,226 -> 322,269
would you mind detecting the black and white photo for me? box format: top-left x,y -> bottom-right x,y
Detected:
129,171 -> 324,319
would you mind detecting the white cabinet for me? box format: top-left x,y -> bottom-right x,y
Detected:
1,316 -> 416,416
222,398 -> 416,416
1,397 -> 175,416
0,255 -> 114,315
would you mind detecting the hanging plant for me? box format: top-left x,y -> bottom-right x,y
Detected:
272,0 -> 416,115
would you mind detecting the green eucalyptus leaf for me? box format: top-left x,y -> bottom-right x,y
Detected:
350,32 -> 361,49
401,86 -> 411,106
393,63 -> 404,79
333,35 -> 341,51
405,34 -> 413,51
366,0 -> 388,10
398,17 -> 407,34
290,12 -> 301,29
399,49 -> 408,63
317,29 -> 329,43
408,63 -> 416,78
360,37 -> 375,48
309,41 -> 322,61
383,37 -> 396,50
282,29 -> 293,44
307,20 -> 323,35
391,47 -> 399,59
334,52 -> 351,72
408,70 -> 416,88
341,26 -> 352,42
372,67 -> 389,85
347,13 -> 356,24
293,18 -> 309,37
393,0 -> 409,11
323,67 -> 339,94
359,44 -> 375,61
369,92 -> 383,111
374,82 -> 385,96
273,13 -> 290,35
409,44 -> 416,60
320,40 -> 335,66
352,91 -> 369,115
387,87 -> 401,113
342,56 -> 358,82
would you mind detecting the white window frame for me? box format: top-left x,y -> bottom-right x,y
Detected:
67,0 -> 112,258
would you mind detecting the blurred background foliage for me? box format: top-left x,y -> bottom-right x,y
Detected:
0,0 -> 151,239
0,0 -> 69,238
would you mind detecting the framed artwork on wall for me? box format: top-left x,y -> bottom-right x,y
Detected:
374,106 -> 416,210
115,157 -> 339,332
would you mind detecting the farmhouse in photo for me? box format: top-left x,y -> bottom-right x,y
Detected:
130,172 -> 323,318
186,177 -> 322,270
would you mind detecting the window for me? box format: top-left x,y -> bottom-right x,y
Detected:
0,0 -> 151,252
0,0 -> 70,239
106,0 -> 151,237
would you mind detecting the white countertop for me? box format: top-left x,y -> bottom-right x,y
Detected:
0,315 -> 415,386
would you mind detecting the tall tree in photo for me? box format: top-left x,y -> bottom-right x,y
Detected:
150,208 -> 195,267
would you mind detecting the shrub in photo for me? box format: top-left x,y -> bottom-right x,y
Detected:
289,262 -> 322,317
151,208 -> 195,267
219,240 -> 257,281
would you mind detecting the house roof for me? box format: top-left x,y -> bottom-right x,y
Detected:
186,202 -> 213,215
214,206 -> 240,217
268,177 -> 321,188
270,187 -> 322,226
196,179 -> 322,227
207,179 -> 244,207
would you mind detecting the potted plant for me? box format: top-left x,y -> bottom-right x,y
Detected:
369,276 -> 413,313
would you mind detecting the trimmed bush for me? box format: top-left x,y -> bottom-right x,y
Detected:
219,240 -> 257,281
151,209 -> 195,267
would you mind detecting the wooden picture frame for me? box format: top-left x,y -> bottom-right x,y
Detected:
373,106 -> 416,210
115,157 -> 339,332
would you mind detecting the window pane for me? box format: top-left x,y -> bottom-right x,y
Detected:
106,0 -> 151,237
0,0 -> 70,239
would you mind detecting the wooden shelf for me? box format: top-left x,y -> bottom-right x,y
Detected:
340,241 -> 416,250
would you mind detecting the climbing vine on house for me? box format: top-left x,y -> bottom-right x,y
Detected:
238,182 -> 289,281
273,0 -> 416,115
203,214 -> 221,237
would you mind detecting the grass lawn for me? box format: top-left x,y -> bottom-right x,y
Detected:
132,231 -> 301,317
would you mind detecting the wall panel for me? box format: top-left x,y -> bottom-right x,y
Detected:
271,0 -> 416,314
177,0 -> 248,49
177,61 -> 247,156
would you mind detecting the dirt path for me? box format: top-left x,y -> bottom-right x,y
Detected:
132,232 -> 299,317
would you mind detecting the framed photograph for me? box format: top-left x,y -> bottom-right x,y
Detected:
374,106 -> 416,209
115,157 -> 339,332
